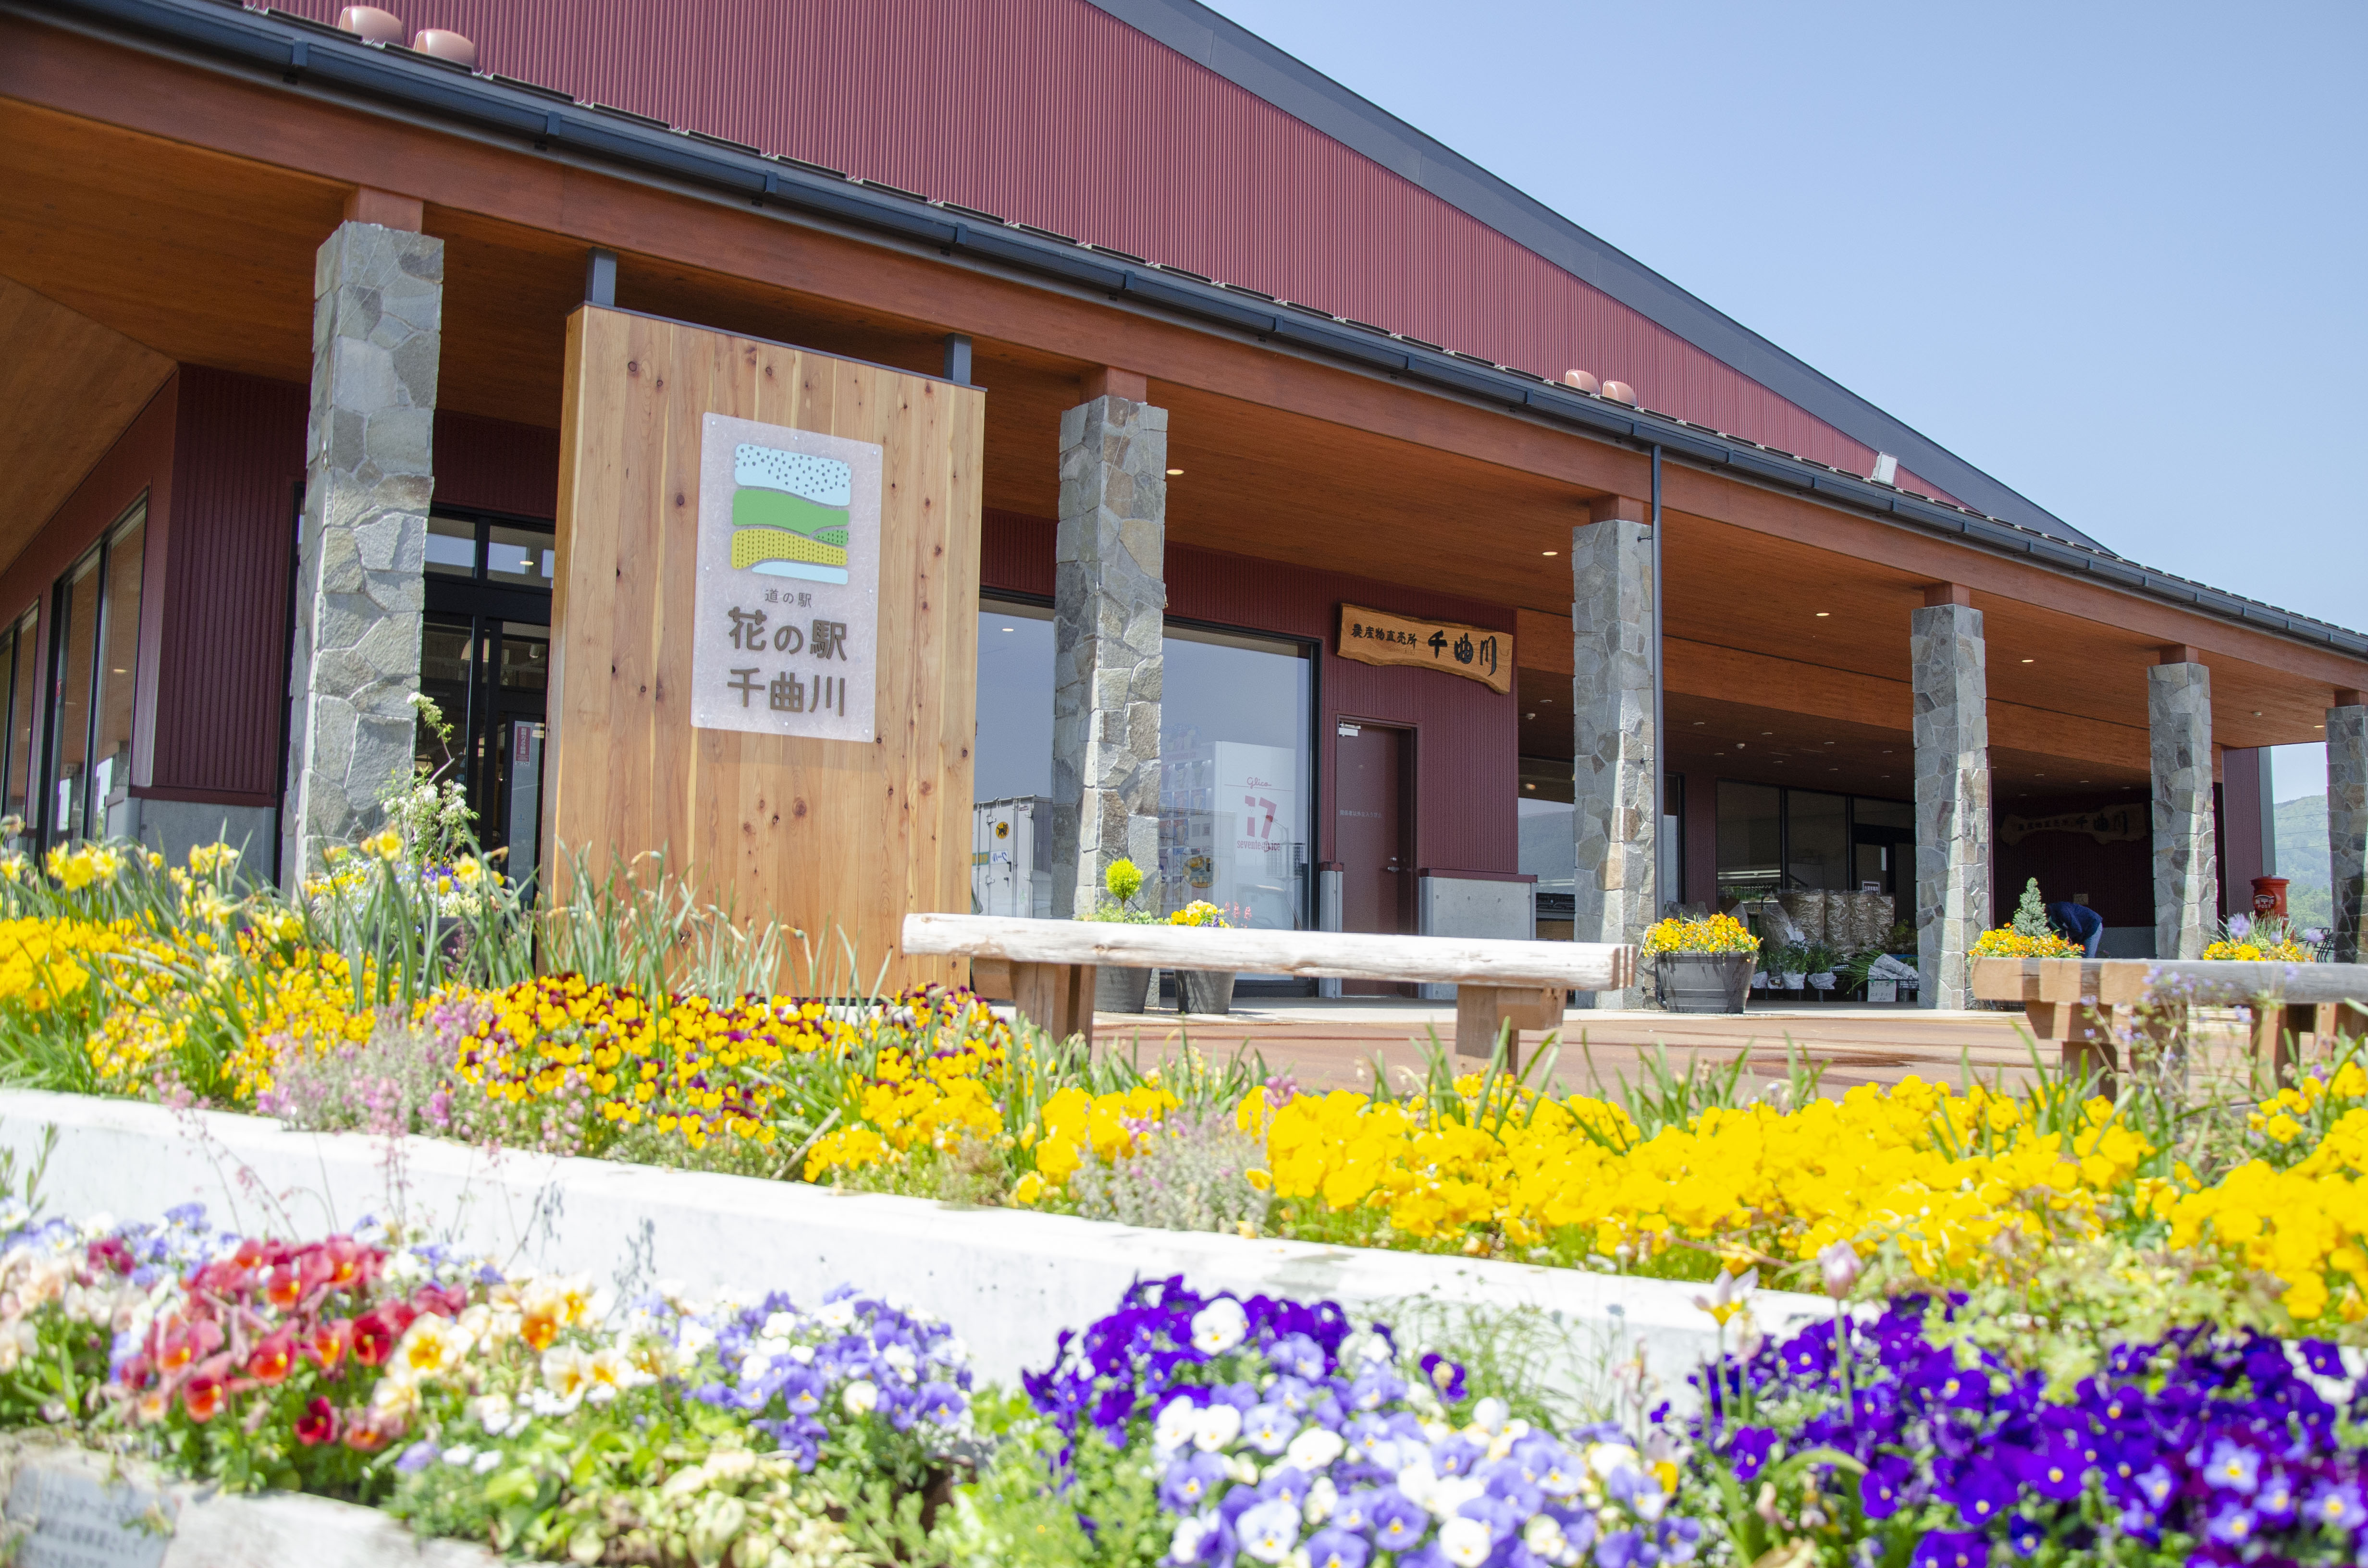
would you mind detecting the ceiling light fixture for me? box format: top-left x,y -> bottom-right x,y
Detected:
2021,658 -> 2034,663
1814,611 -> 1830,618
1166,468 -> 1184,476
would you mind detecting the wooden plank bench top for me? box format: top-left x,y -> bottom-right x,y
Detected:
900,913 -> 1638,1061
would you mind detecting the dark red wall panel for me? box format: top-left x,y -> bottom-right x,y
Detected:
267,0 -> 1951,501
1991,792 -> 2152,931
435,413 -> 562,519
981,508 -> 1517,876
147,366 -> 307,803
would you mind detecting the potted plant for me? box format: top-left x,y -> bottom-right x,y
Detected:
1643,912 -> 1760,1014
1765,943 -> 1808,999
1166,899 -> 1235,1014
1091,858 -> 1158,1013
1801,940 -> 1842,1003
2203,913 -> 2319,962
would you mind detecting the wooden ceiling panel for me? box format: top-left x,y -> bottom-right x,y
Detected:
0,99 -> 339,380
0,275 -> 173,572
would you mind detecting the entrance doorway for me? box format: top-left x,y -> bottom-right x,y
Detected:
419,509 -> 552,885
1335,720 -> 1411,996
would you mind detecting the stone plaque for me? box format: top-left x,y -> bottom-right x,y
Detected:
690,413 -> 881,742
5,1464 -> 175,1568
1335,602 -> 1512,693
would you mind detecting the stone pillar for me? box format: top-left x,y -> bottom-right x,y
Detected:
1570,498 -> 1654,1007
1912,587 -> 1990,1010
281,211 -> 441,884
1050,372 -> 1166,920
2150,650 -> 2217,959
2327,695 -> 2366,960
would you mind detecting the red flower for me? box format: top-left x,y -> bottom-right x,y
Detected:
247,1331 -> 295,1385
351,1305 -> 414,1368
412,1284 -> 468,1319
308,1320 -> 351,1372
157,1319 -> 223,1374
86,1237 -> 134,1276
293,1396 -> 339,1447
181,1363 -> 229,1423
343,1417 -> 389,1452
265,1267 -> 304,1311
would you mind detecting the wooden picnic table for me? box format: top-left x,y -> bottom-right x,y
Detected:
900,913 -> 1636,1064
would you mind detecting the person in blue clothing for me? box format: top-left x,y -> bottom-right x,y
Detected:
2048,899 -> 2104,957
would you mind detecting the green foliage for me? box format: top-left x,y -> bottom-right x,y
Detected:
946,1397 -> 1169,1568
2011,875 -> 2053,939
1102,859 -> 1144,906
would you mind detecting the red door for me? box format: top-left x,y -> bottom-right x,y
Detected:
1335,723 -> 1411,996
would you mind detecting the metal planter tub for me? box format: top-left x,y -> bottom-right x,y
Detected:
1095,965 -> 1152,1013
1656,951 -> 1756,1014
1176,968 -> 1237,1015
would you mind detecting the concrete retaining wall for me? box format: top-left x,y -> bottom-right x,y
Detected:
0,1091 -> 1822,1408
0,1435 -> 497,1567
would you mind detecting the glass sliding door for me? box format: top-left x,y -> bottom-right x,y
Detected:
1158,624 -> 1314,931
417,507 -> 555,878
0,611 -> 38,827
38,499 -> 146,845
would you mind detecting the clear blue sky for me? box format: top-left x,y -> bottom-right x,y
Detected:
1204,1 -> 2364,796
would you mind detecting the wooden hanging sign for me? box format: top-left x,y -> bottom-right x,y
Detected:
1335,603 -> 1512,693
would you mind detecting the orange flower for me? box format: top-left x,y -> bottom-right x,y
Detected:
308,1319 -> 351,1371
181,1363 -> 228,1423
247,1331 -> 294,1385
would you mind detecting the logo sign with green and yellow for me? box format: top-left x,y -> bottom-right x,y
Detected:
691,413 -> 880,743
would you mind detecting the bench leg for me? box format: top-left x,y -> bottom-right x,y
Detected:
2319,1002 -> 2368,1048
2250,1003 -> 2315,1083
2033,1001 -> 2119,1087
1010,962 -> 1094,1046
1453,985 -> 1565,1072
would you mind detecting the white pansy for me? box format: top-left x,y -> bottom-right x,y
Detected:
761,1311 -> 800,1338
1303,1475 -> 1338,1524
1235,1498 -> 1300,1564
1524,1515 -> 1569,1559
1438,1516 -> 1493,1568
471,1450 -> 502,1475
1190,1298 -> 1247,1355
1285,1426 -> 1344,1471
1192,1403 -> 1243,1451
740,1352 -> 774,1382
818,1299 -> 856,1331
1154,1396 -> 1201,1453
441,1445 -> 478,1467
1168,1515 -> 1219,1566
882,1343 -> 917,1379
842,1379 -> 879,1416
1470,1397 -> 1510,1434
1426,1476 -> 1485,1520
788,1344 -> 815,1365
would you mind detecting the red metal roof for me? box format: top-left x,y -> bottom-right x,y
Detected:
275,0 -> 1958,502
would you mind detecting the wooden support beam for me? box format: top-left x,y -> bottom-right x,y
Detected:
1452,984 -> 1566,1069
1009,961 -> 1094,1046
1081,366 -> 1148,404
342,185 -> 422,230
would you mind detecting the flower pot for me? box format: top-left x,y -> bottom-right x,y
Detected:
1176,969 -> 1236,1016
1654,951 -> 1754,1014
1096,965 -> 1152,1014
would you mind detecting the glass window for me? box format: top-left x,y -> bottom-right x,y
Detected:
90,510 -> 145,828
486,524 -> 556,588
1158,625 -> 1312,930
1854,796 -> 1913,831
1786,789 -> 1849,892
1716,781 -> 1781,897
426,514 -> 477,578
497,624 -> 549,691
1,612 -> 34,824
1517,757 -> 1575,905
973,598 -> 1054,804
50,554 -> 101,842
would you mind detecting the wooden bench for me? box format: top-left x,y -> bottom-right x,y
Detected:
1970,956 -> 2368,1082
900,913 -> 1637,1064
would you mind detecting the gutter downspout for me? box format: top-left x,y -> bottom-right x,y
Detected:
1651,444 -> 1665,930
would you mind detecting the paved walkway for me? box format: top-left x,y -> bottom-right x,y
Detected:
1083,998 -> 2267,1098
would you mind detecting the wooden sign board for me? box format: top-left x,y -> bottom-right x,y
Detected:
1999,804 -> 2146,846
549,306 -> 984,991
1336,602 -> 1512,693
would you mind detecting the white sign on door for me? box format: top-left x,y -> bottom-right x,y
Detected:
690,412 -> 881,742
